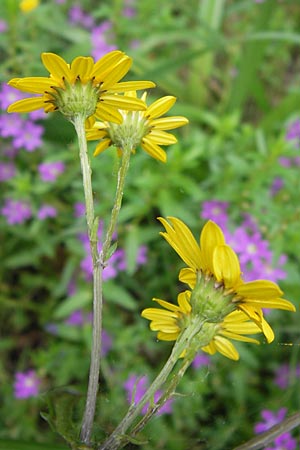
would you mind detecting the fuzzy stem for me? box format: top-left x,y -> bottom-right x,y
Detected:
73,115 -> 102,445
98,318 -> 206,450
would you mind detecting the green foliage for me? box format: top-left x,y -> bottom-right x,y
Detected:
1,0 -> 300,449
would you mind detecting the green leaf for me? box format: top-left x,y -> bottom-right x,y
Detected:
103,281 -> 137,310
53,290 -> 92,320
0,440 -> 68,450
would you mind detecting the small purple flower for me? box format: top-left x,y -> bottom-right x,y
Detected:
37,204 -> 57,220
192,352 -> 210,369
286,118 -> 300,142
274,363 -> 300,390
0,83 -> 24,110
68,5 -> 94,29
102,329 -> 113,356
0,113 -> 24,138
278,156 -> 292,168
1,198 -> 32,224
255,408 -> 287,434
201,200 -> 229,228
38,161 -> 65,182
14,370 -> 41,399
74,202 -> 85,217
123,0 -> 136,18
270,177 -> 284,196
124,374 -> 173,416
12,120 -> 44,152
0,161 -> 16,181
28,109 -> 48,121
0,19 -> 8,33
265,432 -> 297,450
91,22 -> 117,61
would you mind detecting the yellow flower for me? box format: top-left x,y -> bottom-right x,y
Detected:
86,91 -> 189,162
7,51 -> 155,122
142,291 -> 266,360
158,217 -> 296,342
20,0 -> 39,12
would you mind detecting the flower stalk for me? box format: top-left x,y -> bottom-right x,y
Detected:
73,113 -> 134,444
98,316 -> 208,450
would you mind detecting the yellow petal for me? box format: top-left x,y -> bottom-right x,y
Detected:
93,139 -> 112,156
238,304 -> 274,343
158,217 -> 203,269
150,116 -> 189,130
147,129 -> 177,145
146,96 -> 176,119
157,331 -> 180,341
153,298 -> 181,312
101,58 -> 132,90
86,129 -> 108,141
213,336 -> 239,360
213,244 -> 241,288
41,53 -> 71,83
7,97 -> 46,113
141,308 -> 179,320
244,298 -> 296,311
236,280 -> 283,299
179,267 -> 196,288
200,220 -> 225,274
141,138 -> 167,162
177,291 -> 192,314
70,56 -> 94,81
109,81 -> 156,92
95,103 -> 123,124
91,50 -> 126,79
8,77 -> 54,93
101,94 -> 146,111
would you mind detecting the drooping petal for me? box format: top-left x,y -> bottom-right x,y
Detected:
179,267 -> 197,288
95,103 -> 123,123
213,335 -> 239,361
141,138 -> 167,162
93,139 -> 112,156
158,217 -> 203,269
153,298 -> 181,312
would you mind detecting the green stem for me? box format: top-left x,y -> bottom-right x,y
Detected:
73,115 -> 102,445
101,143 -> 132,262
74,116 -> 133,445
98,319 -> 205,450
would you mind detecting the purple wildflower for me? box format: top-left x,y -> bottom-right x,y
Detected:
28,109 -> 48,121
91,22 -> 117,61
68,5 -> 94,29
117,245 -> 148,271
12,120 -> 44,151
286,118 -> 300,143
102,329 -> 113,356
0,83 -> 24,110
1,198 -> 32,224
270,177 -> 284,196
14,370 -> 41,399
123,0 -> 136,18
37,204 -> 57,220
265,433 -> 297,450
0,161 -> 16,181
38,161 -> 65,182
74,202 -> 85,217
255,408 -> 287,434
0,113 -> 24,138
192,352 -> 210,369
201,200 -> 229,228
274,363 -> 300,390
278,156 -> 292,168
124,374 -> 173,416
0,19 -> 8,33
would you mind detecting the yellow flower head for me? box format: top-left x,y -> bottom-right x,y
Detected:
20,0 -> 39,12
7,51 -> 155,122
157,217 -> 296,342
86,91 -> 189,162
142,291 -> 266,360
